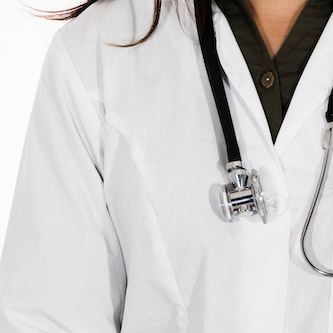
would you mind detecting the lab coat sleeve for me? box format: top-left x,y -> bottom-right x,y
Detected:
0,30 -> 127,333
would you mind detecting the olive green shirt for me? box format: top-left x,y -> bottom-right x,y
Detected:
214,0 -> 333,142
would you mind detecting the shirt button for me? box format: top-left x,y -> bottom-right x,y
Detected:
261,71 -> 275,89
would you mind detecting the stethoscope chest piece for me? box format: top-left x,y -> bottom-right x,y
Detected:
220,161 -> 268,223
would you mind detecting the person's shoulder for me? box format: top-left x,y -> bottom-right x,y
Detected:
57,0 -> 162,53
56,0 -> 192,52
50,0 -> 181,81
45,0 -> 156,111
46,0 -> 195,104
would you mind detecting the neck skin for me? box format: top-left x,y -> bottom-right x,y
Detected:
244,0 -> 309,58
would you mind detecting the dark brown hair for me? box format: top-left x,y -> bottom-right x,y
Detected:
26,0 -> 208,47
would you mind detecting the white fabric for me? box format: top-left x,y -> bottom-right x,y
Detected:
0,0 -> 333,332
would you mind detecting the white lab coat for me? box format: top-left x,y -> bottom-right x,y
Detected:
1,0 -> 333,332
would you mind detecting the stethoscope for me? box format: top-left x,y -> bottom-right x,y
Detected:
193,0 -> 333,276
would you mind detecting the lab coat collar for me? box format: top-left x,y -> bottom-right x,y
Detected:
274,12 -> 333,156
212,3 -> 275,155
212,3 -> 333,158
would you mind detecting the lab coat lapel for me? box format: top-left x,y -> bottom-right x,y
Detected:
274,12 -> 333,157
212,3 -> 276,156
213,5 -> 333,160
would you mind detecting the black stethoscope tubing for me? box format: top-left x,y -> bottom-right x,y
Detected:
194,0 -> 241,162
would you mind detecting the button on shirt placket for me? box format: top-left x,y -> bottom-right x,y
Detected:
261,71 -> 275,89
258,66 -> 283,142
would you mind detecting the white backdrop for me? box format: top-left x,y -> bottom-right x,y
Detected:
0,0 -> 74,257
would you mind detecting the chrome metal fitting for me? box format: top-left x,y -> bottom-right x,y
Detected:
220,161 -> 267,223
